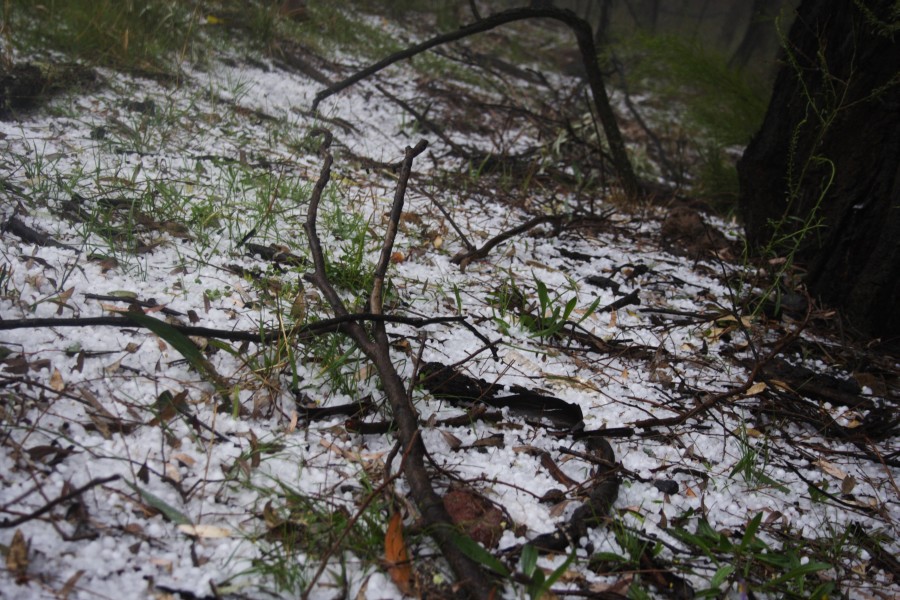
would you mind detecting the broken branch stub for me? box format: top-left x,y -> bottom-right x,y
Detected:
301,131 -> 498,598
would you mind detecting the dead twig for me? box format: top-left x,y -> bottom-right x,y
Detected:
0,475 -> 121,528
632,305 -> 812,430
451,214 -> 562,271
0,313 -> 477,343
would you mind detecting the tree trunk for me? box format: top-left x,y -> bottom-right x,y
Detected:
737,0 -> 900,342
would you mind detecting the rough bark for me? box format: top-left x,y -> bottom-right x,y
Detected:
737,0 -> 900,341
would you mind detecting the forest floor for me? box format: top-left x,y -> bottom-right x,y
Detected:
0,4 -> 898,600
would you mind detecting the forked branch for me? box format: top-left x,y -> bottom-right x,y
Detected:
301,130 -> 497,598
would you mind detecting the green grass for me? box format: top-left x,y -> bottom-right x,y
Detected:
609,32 -> 769,203
4,0 -> 203,74
223,473 -> 389,596
671,513 -> 834,598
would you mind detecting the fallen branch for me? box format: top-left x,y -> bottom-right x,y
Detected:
451,214 -> 562,271
0,312 -> 487,345
302,130 -> 497,598
311,6 -> 640,200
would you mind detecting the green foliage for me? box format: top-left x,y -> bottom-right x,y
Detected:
729,425 -> 789,493
271,2 -> 402,59
671,513 -> 834,598
226,477 -> 388,596
125,480 -> 192,525
617,33 -> 767,146
489,273 -> 600,341
519,544 -> 575,599
611,33 -> 768,202
5,0 -> 202,72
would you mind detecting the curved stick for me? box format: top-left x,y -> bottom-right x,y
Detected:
311,6 -> 640,200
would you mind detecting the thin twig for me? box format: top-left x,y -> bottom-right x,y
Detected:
0,313 -> 474,343
632,305 -> 811,429
0,475 -> 121,528
451,214 -> 562,271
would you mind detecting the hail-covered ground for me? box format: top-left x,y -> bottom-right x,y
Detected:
1,17 -> 897,600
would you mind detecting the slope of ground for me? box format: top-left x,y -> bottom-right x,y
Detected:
1,4 -> 897,599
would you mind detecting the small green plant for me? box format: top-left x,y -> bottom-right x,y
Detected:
0,262 -> 17,299
487,273 -> 601,341
227,476 -> 388,596
729,425 -> 789,493
671,513 -> 834,598
519,544 -> 575,600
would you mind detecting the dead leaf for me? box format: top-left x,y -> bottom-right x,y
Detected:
58,569 -> 84,599
51,287 -> 75,315
540,453 -> 578,488
841,476 -> 857,495
440,429 -> 463,450
165,462 -> 182,483
471,434 -> 504,449
746,381 -> 767,396
150,557 -> 173,573
100,302 -> 128,313
289,291 -> 307,320
815,459 -> 848,480
769,379 -> 795,392
443,489 -> 505,548
250,429 -> 260,468
549,499 -> 574,518
49,368 -> 65,392
385,513 -> 412,595
171,453 -> 196,468
177,524 -> 232,538
6,529 -> 28,579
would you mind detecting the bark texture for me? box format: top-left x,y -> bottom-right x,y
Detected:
737,0 -> 900,341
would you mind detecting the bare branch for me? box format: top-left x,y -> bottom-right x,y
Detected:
451,214 -> 562,271
311,6 -> 641,200
370,139 -> 428,316
301,132 -> 497,598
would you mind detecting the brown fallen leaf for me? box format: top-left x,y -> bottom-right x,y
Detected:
6,529 -> 29,582
385,512 -> 412,595
443,488 -> 505,548
58,569 -> 84,599
439,429 -> 463,450
49,368 -> 65,392
540,453 -> 579,488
